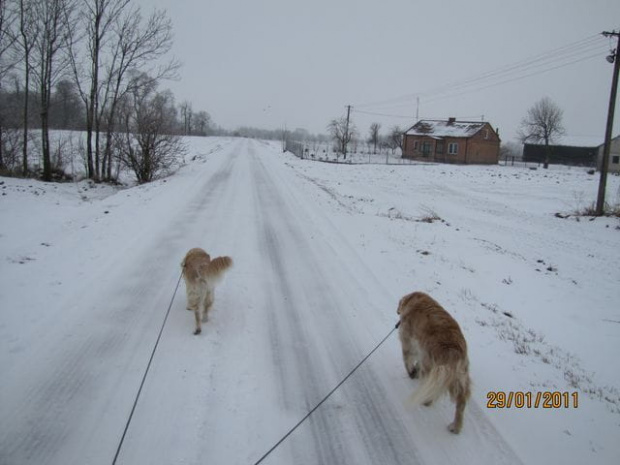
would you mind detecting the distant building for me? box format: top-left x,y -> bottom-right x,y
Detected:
402,118 -> 500,164
522,143 -> 597,167
597,135 -> 620,173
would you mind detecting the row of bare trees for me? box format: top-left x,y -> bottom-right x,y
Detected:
0,0 -> 210,183
326,117 -> 404,159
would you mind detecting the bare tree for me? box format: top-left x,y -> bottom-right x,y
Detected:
179,100 -> 192,135
100,7 -> 178,180
115,73 -> 185,183
518,96 -> 564,169
50,78 -> 82,128
16,0 -> 39,175
31,0 -> 77,181
0,0 -> 17,80
389,125 -> 404,155
327,116 -> 355,159
0,0 -> 18,169
65,2 -> 177,180
66,0 -> 130,180
0,77 -> 23,173
194,110 -> 211,136
368,122 -> 380,155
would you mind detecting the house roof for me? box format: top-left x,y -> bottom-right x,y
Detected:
405,119 -> 488,138
524,135 -> 614,148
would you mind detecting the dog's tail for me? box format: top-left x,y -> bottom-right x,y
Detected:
205,256 -> 233,280
409,359 -> 470,406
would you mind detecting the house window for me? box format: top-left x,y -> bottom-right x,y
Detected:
484,129 -> 489,140
612,155 -> 619,164
436,140 -> 444,154
422,141 -> 432,157
413,140 -> 418,151
448,142 -> 458,155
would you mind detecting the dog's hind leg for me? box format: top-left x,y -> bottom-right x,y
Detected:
202,287 -> 214,322
448,376 -> 470,433
194,316 -> 201,335
448,391 -> 466,433
193,289 -> 206,335
186,283 -> 200,312
399,331 -> 419,379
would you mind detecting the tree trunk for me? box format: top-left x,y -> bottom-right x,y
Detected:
86,116 -> 94,178
41,90 -> 52,180
0,125 -> 4,169
41,110 -> 51,181
103,90 -> 121,181
22,62 -> 30,175
95,115 -> 101,179
87,10 -> 102,181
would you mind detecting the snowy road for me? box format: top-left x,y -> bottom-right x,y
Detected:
1,139 -> 525,464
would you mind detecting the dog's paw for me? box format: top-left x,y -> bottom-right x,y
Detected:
193,328 -> 202,335
447,422 -> 461,434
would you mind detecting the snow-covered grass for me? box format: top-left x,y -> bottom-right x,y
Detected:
1,136 -> 618,464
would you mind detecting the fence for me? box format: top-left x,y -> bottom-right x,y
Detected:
283,140 -> 415,165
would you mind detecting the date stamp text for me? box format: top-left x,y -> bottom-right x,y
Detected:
486,391 -> 579,409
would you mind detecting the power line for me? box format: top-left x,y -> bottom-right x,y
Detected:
353,109 -> 413,119
353,109 -> 483,121
416,36 -> 603,100
422,51 -> 602,106
354,33 -> 607,110
356,34 -> 604,108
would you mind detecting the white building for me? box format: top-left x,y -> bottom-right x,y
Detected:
597,135 -> 620,173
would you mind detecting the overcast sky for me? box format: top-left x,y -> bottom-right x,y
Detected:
135,0 -> 620,144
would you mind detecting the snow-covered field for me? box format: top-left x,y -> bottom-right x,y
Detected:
1,137 -> 618,464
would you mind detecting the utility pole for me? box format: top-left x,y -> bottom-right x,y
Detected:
596,30 -> 620,216
344,105 -> 351,159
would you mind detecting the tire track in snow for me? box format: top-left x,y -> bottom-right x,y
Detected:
250,146 -> 422,464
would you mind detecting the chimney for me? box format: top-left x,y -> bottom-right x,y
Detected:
448,117 -> 456,124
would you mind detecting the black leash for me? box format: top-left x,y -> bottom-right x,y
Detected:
112,272 -> 183,465
252,320 -> 401,465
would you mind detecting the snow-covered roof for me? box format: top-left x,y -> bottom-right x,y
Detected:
405,119 -> 487,138
557,136 -> 604,147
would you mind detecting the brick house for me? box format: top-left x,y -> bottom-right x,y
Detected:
402,118 -> 500,164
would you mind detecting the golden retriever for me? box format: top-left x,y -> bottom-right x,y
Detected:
397,291 -> 471,433
181,248 -> 233,335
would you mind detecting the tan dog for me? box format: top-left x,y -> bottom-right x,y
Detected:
397,291 -> 471,434
181,248 -> 232,335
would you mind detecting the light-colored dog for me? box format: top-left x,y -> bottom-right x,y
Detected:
397,291 -> 471,434
181,248 -> 233,335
